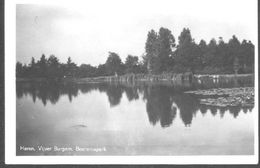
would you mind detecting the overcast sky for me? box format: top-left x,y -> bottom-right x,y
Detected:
16,0 -> 257,66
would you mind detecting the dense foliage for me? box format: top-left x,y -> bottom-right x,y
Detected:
16,27 -> 254,79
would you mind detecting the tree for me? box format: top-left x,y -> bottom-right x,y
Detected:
78,64 -> 97,78
240,40 -> 254,73
227,35 -> 241,72
178,28 -> 192,46
38,54 -> 47,77
16,62 -> 23,77
67,57 -> 72,65
29,57 -> 36,67
96,64 -> 107,76
204,38 -> 217,68
198,39 -> 207,69
174,28 -> 200,72
125,55 -> 139,74
246,41 -> 254,67
145,29 -> 160,74
65,57 -> 77,77
105,52 -> 123,75
47,55 -> 61,78
28,57 -> 37,77
158,27 -> 175,72
138,53 -> 148,73
215,37 -> 228,68
15,27 -> 255,78
48,55 -> 59,66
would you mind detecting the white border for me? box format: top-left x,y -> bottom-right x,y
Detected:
5,0 -> 259,164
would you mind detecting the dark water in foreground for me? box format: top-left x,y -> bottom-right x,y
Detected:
16,77 -> 255,155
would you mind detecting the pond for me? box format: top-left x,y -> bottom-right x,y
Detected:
16,77 -> 255,155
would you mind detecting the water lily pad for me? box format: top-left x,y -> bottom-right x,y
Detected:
185,87 -> 254,107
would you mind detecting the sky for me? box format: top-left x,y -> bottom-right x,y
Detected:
16,0 -> 257,66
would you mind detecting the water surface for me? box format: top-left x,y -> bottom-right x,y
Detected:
16,77 -> 254,155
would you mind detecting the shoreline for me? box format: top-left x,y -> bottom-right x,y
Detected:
16,73 -> 254,83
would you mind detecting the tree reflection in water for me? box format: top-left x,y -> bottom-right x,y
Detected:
171,93 -> 199,126
106,84 -> 124,107
145,86 -> 176,127
16,81 -> 79,105
17,81 -> 253,127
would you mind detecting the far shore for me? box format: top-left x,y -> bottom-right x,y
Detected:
16,73 -> 254,83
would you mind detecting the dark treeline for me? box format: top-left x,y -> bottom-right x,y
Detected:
17,82 -> 253,127
16,53 -> 146,78
16,27 -> 254,78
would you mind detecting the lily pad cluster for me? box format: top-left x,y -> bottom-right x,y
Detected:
185,87 -> 254,107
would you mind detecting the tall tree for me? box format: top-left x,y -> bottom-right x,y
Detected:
145,29 -> 160,74
198,39 -> 207,69
240,40 -> 254,73
227,35 -> 241,72
158,27 -> 176,72
28,57 -> 37,77
174,28 -> 199,72
105,52 -> 123,75
38,54 -> 47,77
216,37 -> 228,69
204,38 -> 217,68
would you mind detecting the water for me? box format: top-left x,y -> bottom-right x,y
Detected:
16,77 -> 255,155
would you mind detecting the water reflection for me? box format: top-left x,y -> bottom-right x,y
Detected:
172,94 -> 200,126
17,80 -> 253,128
106,84 -> 124,107
17,82 -> 79,105
145,86 -> 176,127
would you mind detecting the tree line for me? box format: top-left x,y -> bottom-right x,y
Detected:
144,27 -> 254,74
16,27 -> 254,79
16,52 -> 146,78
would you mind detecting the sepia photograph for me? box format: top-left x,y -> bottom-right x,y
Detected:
5,0 -> 258,164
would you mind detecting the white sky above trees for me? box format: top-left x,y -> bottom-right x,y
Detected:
16,0 -> 257,66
